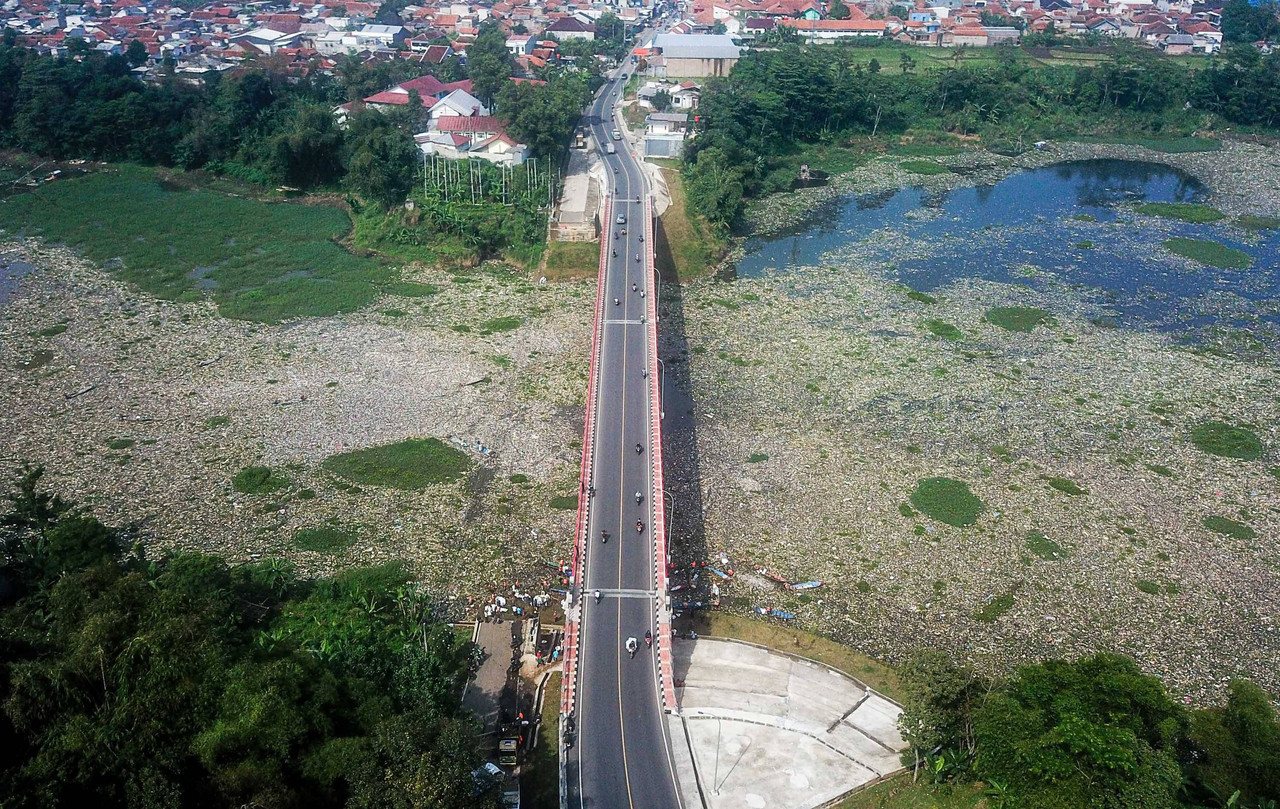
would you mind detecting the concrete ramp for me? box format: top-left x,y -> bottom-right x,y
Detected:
671,638 -> 907,809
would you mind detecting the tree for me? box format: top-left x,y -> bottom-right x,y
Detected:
712,21 -> 728,35
830,0 -> 852,20
1188,680 -> 1280,806
343,111 -> 418,208
126,39 -> 148,67
897,651 -> 985,781
974,653 -> 1189,808
900,51 -> 916,74
868,57 -> 881,74
1222,0 -> 1280,43
467,21 -> 514,107
652,89 -> 672,111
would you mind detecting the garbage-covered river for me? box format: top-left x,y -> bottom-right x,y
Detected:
735,159 -> 1280,350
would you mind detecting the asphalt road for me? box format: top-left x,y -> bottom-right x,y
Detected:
564,65 -> 684,809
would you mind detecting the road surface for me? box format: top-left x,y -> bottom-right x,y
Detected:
564,65 -> 684,809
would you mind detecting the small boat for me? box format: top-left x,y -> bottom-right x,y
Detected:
709,568 -> 733,579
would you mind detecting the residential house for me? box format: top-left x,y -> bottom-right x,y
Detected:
545,15 -> 594,40
779,18 -> 888,41
416,116 -> 528,165
644,111 -> 689,157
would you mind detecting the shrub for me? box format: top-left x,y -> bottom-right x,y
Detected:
909,477 -> 984,527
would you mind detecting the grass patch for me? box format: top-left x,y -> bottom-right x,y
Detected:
1235,215 -> 1280,230
293,524 -> 357,553
923,319 -> 962,341
1191,422 -> 1264,460
975,591 -> 1015,622
1136,579 -> 1162,595
549,495 -> 579,510
909,477 -> 984,527
889,142 -> 966,158
523,670 -> 562,809
478,315 -> 523,334
1046,476 -> 1087,496
1201,515 -> 1256,540
32,323 -> 68,337
906,290 -> 936,304
684,612 -> 901,700
1025,531 -> 1068,560
322,438 -> 472,490
543,240 -> 601,281
837,775 -> 987,809
656,168 -> 723,280
509,473 -> 529,484
1134,202 -> 1225,223
985,306 -> 1055,332
1163,237 -> 1252,269
0,165 -> 392,322
104,438 -> 135,451
900,160 -> 951,175
232,465 -> 290,495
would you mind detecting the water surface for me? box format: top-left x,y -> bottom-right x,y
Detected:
736,160 -> 1280,348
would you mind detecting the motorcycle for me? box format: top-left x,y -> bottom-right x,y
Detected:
636,520 -> 644,533
635,491 -> 643,503
644,630 -> 653,649
601,530 -> 609,544
612,250 -> 617,257
594,589 -> 602,604
635,443 -> 643,454
626,637 -> 638,658
614,297 -> 620,306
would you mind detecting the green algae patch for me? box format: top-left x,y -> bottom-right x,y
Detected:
1163,237 -> 1252,269
1201,516 -> 1256,540
1191,422 -> 1264,460
985,306 -> 1055,332
924,319 -> 962,341
909,477 -> 984,527
323,438 -> 472,489
1134,202 -> 1225,223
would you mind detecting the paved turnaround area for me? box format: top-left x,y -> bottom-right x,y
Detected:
563,59 -> 684,809
672,639 -> 907,809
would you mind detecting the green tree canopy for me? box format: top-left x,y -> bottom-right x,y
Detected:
467,22 -> 514,107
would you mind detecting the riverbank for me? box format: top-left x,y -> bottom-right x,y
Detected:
670,142 -> 1280,705
0,242 -> 589,592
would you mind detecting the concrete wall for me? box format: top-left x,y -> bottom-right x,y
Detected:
663,55 -> 737,77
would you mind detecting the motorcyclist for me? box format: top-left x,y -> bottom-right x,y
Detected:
635,491 -> 643,503
625,637 -> 638,658
635,443 -> 643,454
612,249 -> 617,257
632,282 -> 638,292
636,520 -> 644,533
594,589 -> 602,604
634,254 -> 640,262
614,297 -> 620,306
644,630 -> 653,648
601,529 -> 608,544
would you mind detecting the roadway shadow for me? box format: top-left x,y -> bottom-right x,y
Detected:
653,215 -> 709,614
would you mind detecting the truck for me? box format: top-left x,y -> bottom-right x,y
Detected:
606,143 -> 616,155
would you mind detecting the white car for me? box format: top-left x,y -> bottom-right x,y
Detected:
616,214 -> 626,225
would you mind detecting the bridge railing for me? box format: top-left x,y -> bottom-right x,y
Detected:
644,196 -> 677,711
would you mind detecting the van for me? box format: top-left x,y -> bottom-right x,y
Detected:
606,143 -> 616,155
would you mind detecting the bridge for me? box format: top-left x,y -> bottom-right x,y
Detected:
558,64 -> 684,809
